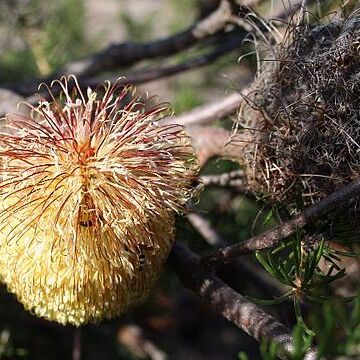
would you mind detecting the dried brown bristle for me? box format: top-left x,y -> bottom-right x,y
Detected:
235,9 -> 360,210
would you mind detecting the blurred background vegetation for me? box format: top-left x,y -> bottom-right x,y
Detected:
0,0 -> 359,359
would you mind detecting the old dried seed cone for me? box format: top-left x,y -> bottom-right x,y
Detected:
234,9 -> 360,210
0,76 -> 198,325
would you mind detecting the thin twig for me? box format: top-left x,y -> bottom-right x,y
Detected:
200,170 -> 256,198
186,126 -> 253,166
169,241 -> 320,360
203,178 -> 360,264
187,212 -> 286,296
118,324 -> 168,360
165,92 -> 246,127
201,169 -> 245,187
72,328 -> 81,360
0,0 -> 310,118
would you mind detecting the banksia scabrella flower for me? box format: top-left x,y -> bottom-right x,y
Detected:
0,76 -> 197,325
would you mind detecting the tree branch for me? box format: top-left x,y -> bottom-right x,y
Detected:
7,0 -> 250,97
0,0 -> 309,118
169,241 -> 319,360
165,92 -> 246,127
201,169 -> 245,187
118,324 -> 168,360
186,126 -> 250,166
198,170 -> 257,197
71,36 -> 243,90
203,178 -> 360,264
2,35 -> 242,118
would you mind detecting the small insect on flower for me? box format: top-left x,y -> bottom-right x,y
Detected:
0,76 -> 198,325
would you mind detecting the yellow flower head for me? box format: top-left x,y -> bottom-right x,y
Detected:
0,76 -> 197,325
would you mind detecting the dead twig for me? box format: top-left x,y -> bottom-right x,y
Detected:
186,126 -> 248,166
72,328 -> 81,360
187,212 -> 286,296
201,169 -> 245,187
118,324 -> 168,360
0,0 -> 311,119
199,169 -> 256,197
165,92 -> 246,127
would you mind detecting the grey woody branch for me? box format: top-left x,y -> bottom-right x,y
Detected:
69,35 -> 243,91
13,35 -> 242,119
7,0 -> 251,98
204,178 -> 360,264
169,241 -> 319,360
0,0 -> 310,118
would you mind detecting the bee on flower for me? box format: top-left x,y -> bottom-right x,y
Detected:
0,76 -> 198,325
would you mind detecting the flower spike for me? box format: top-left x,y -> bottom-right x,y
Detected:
0,76 -> 198,325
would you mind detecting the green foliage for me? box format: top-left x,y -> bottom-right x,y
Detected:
0,0 -> 88,83
0,50 -> 39,83
251,229 -> 360,358
255,234 -> 346,304
238,351 -> 249,360
309,296 -> 360,358
259,322 -> 314,360
172,86 -> 203,113
260,340 -> 278,360
290,322 -> 314,360
0,330 -> 27,359
41,0 -> 88,69
119,11 -> 156,42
